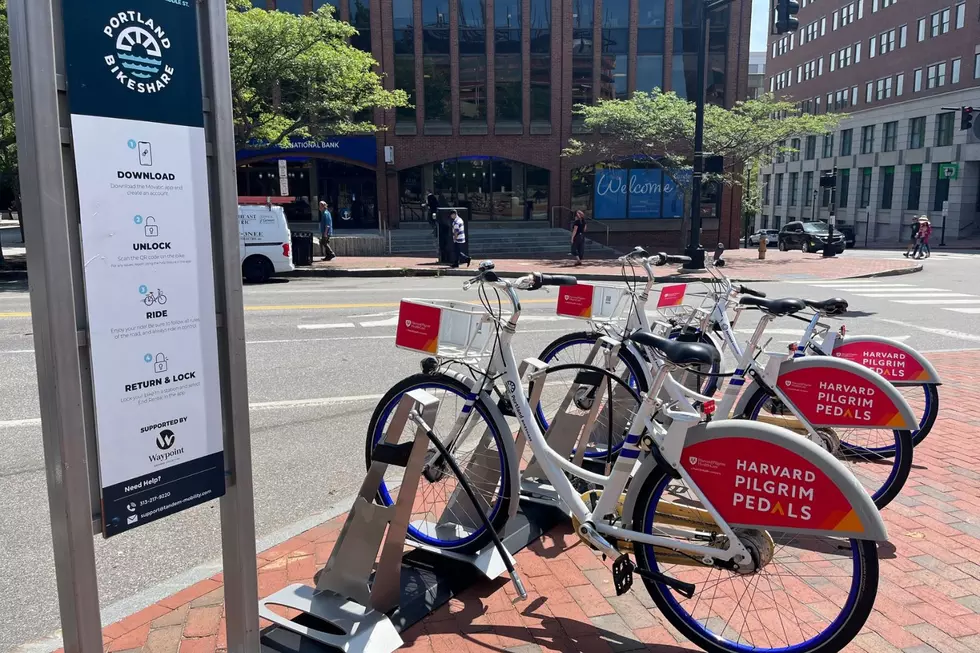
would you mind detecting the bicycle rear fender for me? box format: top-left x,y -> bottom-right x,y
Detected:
623,421 -> 888,541
733,357 -> 918,430
441,369 -> 521,523
831,335 -> 941,386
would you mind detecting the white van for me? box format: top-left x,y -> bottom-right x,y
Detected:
239,204 -> 295,283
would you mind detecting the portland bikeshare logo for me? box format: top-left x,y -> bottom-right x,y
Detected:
103,11 -> 175,94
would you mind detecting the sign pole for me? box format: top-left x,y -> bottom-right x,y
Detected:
8,0 -> 104,649
199,1 -> 261,647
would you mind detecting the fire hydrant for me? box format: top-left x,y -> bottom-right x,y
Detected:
758,235 -> 768,260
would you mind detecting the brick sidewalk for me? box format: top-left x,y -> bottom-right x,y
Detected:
55,350 -> 979,653
304,248 -> 920,282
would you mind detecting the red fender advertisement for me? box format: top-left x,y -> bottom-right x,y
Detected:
683,437 -> 866,534
831,336 -> 941,385
776,357 -> 917,429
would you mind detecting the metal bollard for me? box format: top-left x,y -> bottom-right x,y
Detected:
758,236 -> 768,260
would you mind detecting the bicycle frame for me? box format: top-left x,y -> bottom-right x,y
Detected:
454,276 -> 888,565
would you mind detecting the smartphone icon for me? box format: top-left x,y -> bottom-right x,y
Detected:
138,141 -> 152,166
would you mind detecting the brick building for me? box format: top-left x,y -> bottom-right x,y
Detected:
237,0 -> 752,249
758,0 -> 980,245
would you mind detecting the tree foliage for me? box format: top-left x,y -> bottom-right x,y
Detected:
0,0 -> 17,182
227,0 -> 408,149
563,91 -> 843,235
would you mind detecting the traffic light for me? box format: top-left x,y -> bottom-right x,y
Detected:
772,0 -> 801,35
961,107 -> 974,131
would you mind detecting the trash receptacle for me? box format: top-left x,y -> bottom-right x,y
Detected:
291,231 -> 314,266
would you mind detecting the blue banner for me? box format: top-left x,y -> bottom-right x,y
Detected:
594,169 -> 628,219
663,170 -> 686,218
628,169 -> 663,218
238,135 -> 378,167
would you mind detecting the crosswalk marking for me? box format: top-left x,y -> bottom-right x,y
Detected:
893,299 -> 980,305
793,278 -> 977,315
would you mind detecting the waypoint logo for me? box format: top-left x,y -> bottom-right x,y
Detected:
102,12 -> 175,94
156,429 -> 176,450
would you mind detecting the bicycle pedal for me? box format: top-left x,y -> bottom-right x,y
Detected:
612,553 -> 634,596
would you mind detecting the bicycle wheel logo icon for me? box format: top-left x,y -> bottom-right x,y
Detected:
102,14 -> 174,95
139,286 -> 168,306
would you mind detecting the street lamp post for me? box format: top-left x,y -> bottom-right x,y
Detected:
684,0 -> 735,270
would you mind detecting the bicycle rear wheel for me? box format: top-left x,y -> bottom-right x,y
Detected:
631,467 -> 879,653
365,372 -> 513,554
741,386 -> 913,510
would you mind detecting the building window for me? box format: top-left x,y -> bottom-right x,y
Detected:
495,17 -> 522,127
866,82 -> 873,104
896,73 -> 904,96
917,17 -> 925,41
803,171 -> 814,206
776,139 -> 786,163
934,163 -> 950,211
899,24 -> 907,47
927,62 -> 946,88
313,0 -> 340,13
458,0 -> 487,125
976,53 -> 980,80
839,168 -> 850,208
636,0 -> 667,93
883,121 -> 898,151
789,172 -> 799,205
600,0 -> 629,100
791,137 -> 801,162
861,125 -> 875,154
530,0 -> 551,123
762,174 -> 771,205
422,0 -> 451,124
572,0 -> 594,112
805,135 -> 817,160
880,166 -> 895,209
840,129 -> 853,156
907,164 -> 922,210
822,133 -> 834,158
859,168 -> 872,208
275,0 -> 304,13
392,0 -> 416,126
350,0 -> 371,51
941,7 -> 951,32
909,116 -> 926,148
936,111 -> 955,146
775,173 -> 784,205
952,58 -> 961,84
673,0 -> 729,104
914,68 -> 923,91
869,35 -> 876,57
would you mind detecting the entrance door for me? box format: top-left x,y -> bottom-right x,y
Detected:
316,160 -> 378,229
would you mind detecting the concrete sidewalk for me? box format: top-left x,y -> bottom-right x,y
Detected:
41,350 -> 980,653
295,248 -> 921,282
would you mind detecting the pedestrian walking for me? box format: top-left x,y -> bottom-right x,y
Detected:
318,200 -> 335,261
450,210 -> 470,268
903,218 -> 920,258
913,216 -> 932,259
570,210 -> 587,266
425,190 -> 439,237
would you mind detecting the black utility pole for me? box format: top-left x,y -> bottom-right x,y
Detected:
684,0 -> 737,269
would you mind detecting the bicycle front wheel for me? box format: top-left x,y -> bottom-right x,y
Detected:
741,386 -> 913,510
365,372 -> 513,554
631,467 -> 879,653
835,383 -> 939,459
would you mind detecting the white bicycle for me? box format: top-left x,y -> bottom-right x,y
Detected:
367,262 -> 889,653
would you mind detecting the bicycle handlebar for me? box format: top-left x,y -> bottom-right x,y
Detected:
737,284 -> 767,298
537,273 -> 578,288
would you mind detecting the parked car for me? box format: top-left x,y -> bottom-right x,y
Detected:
812,220 -> 857,248
748,229 -> 781,246
778,220 -> 845,254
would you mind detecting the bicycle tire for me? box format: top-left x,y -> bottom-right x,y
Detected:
837,383 -> 939,459
740,385 -> 913,510
539,331 -> 649,393
364,372 -> 513,554
631,465 -> 880,653
529,363 -> 643,461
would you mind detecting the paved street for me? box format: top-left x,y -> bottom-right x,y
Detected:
2,250 -> 979,650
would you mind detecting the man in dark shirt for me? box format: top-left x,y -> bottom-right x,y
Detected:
425,191 -> 439,236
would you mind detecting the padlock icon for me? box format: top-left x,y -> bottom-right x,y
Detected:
144,216 -> 159,237
153,353 -> 168,374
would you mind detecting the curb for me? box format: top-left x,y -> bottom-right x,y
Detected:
0,262 -> 925,283
280,263 -> 924,283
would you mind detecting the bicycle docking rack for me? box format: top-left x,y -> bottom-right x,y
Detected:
517,346 -> 631,509
259,388 -> 562,652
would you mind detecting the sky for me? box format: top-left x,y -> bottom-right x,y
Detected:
751,0 -> 771,52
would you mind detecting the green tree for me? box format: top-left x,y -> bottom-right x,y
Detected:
564,91 -> 843,247
228,0 -> 408,150
0,0 -> 16,265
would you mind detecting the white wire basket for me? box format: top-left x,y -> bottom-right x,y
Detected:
395,299 -> 503,359
555,283 -> 631,323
